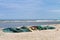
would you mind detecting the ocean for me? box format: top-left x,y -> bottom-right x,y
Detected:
0,19 -> 60,28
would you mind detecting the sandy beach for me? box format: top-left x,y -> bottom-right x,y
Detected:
0,24 -> 60,40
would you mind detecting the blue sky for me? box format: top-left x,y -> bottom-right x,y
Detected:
0,0 -> 60,19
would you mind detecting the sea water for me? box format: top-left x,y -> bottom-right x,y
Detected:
0,19 -> 60,28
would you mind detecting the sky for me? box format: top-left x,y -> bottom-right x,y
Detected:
0,0 -> 60,19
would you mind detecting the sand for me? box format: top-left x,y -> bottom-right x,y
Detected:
0,24 -> 60,40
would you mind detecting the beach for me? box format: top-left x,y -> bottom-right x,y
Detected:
0,24 -> 60,40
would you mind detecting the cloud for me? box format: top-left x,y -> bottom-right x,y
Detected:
0,0 -> 44,9
0,0 -> 45,14
48,10 -> 60,13
0,0 -> 45,15
0,0 -> 60,19
0,0 -> 45,19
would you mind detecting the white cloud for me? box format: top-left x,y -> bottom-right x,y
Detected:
0,0 -> 45,14
0,0 -> 44,9
48,10 -> 60,13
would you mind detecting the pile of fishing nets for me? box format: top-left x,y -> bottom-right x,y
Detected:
3,26 -> 55,33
